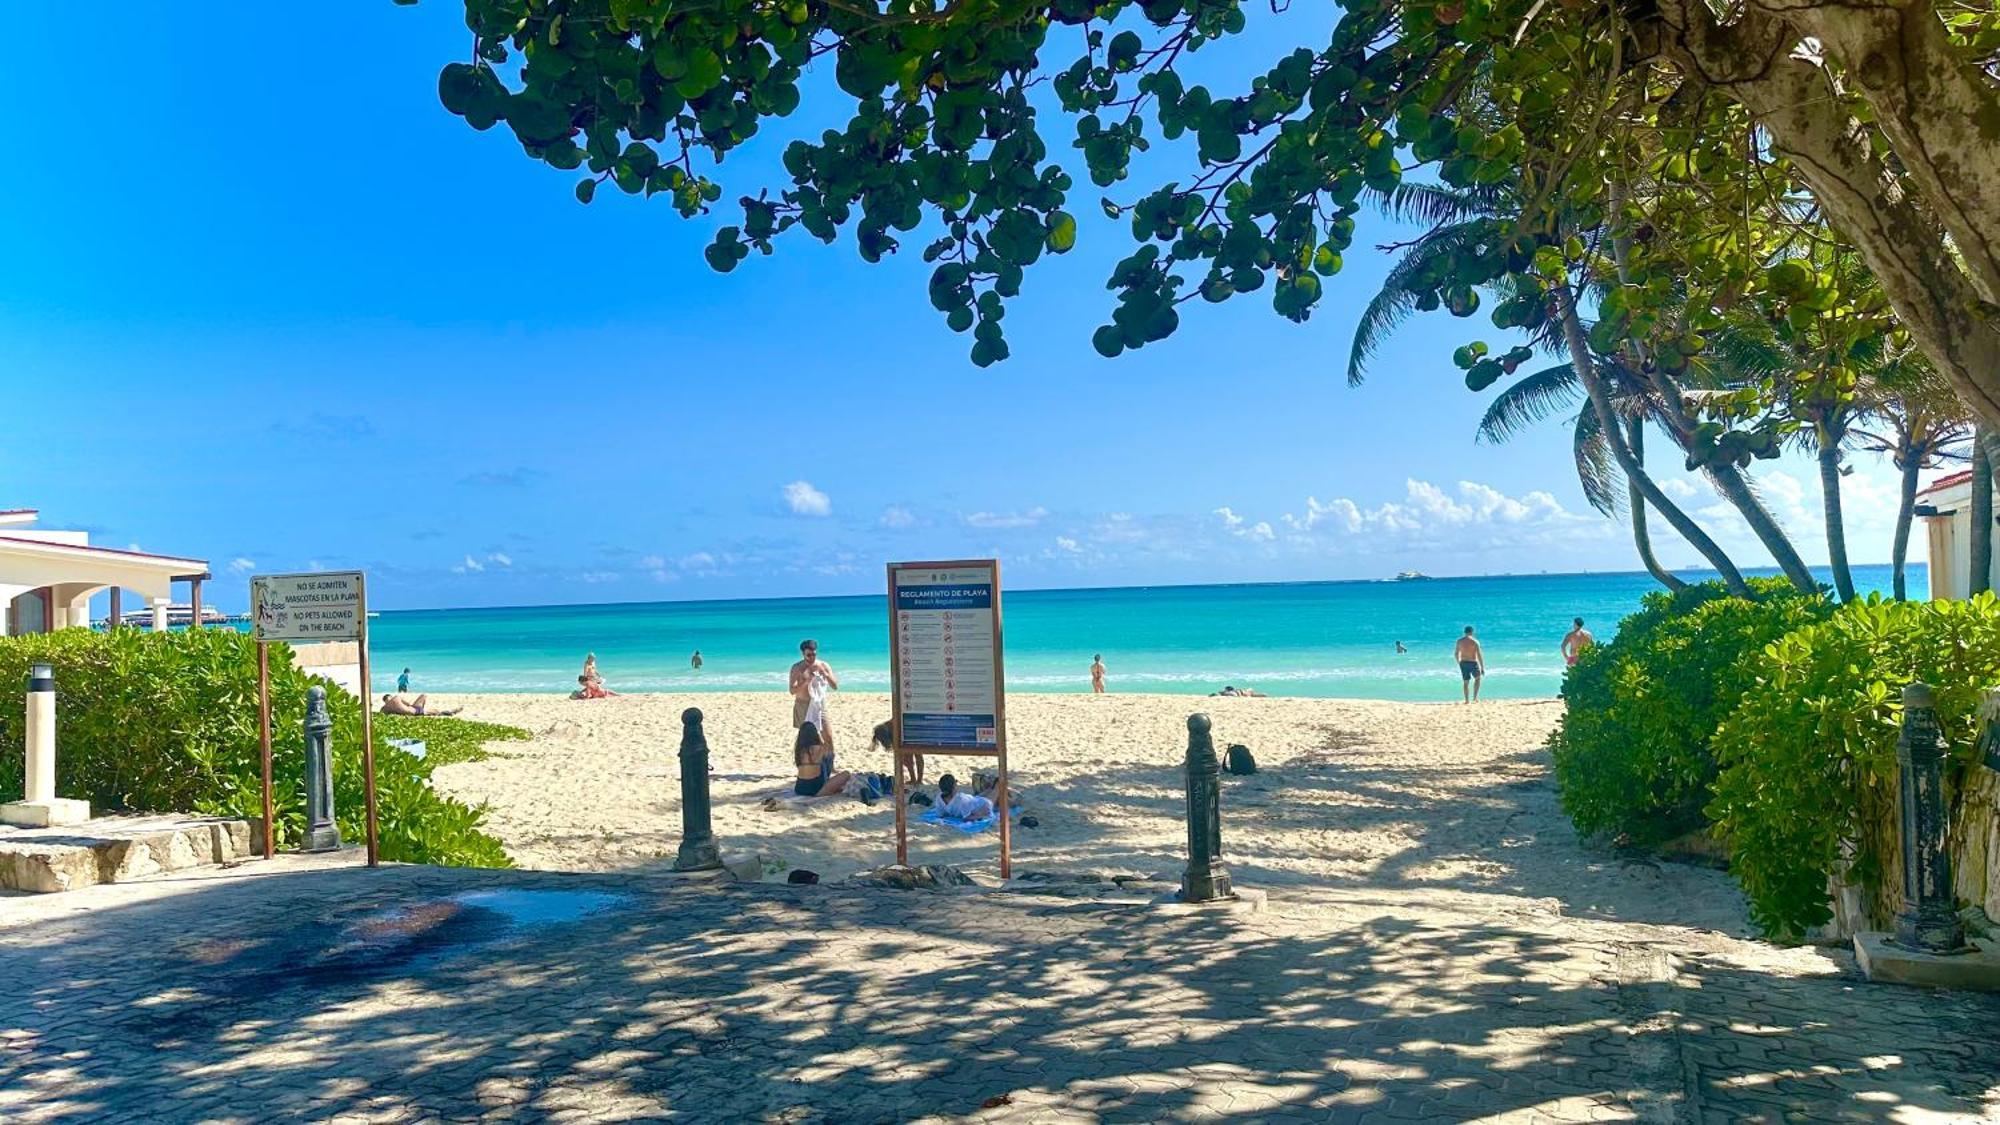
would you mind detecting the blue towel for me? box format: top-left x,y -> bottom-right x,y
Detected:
918,804 -> 1022,834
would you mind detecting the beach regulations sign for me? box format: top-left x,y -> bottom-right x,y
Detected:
887,558 -> 1012,876
889,562 -> 1003,748
250,571 -> 365,642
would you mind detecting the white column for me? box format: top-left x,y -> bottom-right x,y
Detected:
151,598 -> 170,632
64,596 -> 92,631
1,665 -> 90,827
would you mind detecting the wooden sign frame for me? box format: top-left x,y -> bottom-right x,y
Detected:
887,559 -> 1010,878
251,570 -> 380,867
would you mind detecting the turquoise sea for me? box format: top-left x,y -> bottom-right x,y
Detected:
369,564 -> 1921,702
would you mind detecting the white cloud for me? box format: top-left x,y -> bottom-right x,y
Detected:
488,552 -> 513,568
1214,507 -> 1276,541
680,551 -> 719,573
1270,479 -> 1599,557
453,554 -> 484,574
879,505 -> 917,529
1660,478 -> 1698,498
639,555 -> 666,570
579,571 -> 620,584
227,557 -> 256,575
965,506 -> 1049,530
783,480 -> 832,517
1055,536 -> 1082,553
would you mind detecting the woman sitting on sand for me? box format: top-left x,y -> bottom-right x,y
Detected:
793,721 -> 850,798
571,674 -> 618,700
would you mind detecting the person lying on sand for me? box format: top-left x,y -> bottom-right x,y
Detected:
1212,685 -> 1265,697
792,721 -> 851,799
935,773 -> 994,821
380,694 -> 460,717
571,675 -> 618,700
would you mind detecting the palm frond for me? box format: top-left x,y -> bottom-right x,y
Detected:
1478,363 -> 1582,444
1370,182 -> 1510,228
1347,220 -> 1493,385
1574,406 -> 1623,517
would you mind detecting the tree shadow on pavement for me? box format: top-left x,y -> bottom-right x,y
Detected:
1,865 -> 1995,1123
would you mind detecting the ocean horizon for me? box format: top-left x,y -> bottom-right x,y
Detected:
367,563 -> 1924,703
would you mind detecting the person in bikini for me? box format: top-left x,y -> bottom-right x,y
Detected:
792,721 -> 850,799
1454,626 -> 1485,703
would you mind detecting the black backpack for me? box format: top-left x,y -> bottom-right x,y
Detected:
1225,744 -> 1257,776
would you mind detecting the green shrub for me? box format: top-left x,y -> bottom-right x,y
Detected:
1709,594 -> 2000,939
0,628 -> 513,868
1551,577 -> 1830,847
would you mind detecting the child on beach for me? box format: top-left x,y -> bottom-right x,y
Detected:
793,721 -> 850,798
935,773 -> 994,821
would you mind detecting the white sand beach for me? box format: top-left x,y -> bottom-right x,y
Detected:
415,690 -> 1753,930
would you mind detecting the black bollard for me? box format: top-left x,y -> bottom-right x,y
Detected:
1893,683 -> 1968,954
1180,713 -> 1233,903
674,708 -> 723,872
301,686 -> 342,852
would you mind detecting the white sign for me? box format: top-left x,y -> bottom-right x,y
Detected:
251,572 -> 365,642
891,562 -> 1000,749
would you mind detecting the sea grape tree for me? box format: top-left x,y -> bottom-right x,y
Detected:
420,0 -> 2000,432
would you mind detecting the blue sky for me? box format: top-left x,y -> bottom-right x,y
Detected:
0,3 -> 1915,610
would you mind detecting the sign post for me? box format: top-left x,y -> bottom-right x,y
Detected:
250,571 -> 377,867
888,559 -> 1010,878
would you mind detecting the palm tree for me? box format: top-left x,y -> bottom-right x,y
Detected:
1347,183 -> 1747,593
1702,313 -> 1874,601
1851,346 -> 1969,599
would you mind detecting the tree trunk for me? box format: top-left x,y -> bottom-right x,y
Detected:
1891,448 -> 1919,602
1553,287 -> 1751,596
1646,0 -> 2000,431
1626,418 -> 1687,592
1973,425 -> 1994,596
1817,427 -> 1856,602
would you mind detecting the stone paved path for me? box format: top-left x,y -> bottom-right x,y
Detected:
2,851 -> 1997,1123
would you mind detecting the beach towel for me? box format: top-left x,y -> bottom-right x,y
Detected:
918,804 -> 1024,835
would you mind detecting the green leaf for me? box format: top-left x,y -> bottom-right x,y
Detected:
1046,211 -> 1078,253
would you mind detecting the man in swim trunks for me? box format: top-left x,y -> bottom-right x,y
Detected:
789,638 -> 839,748
1560,618 -> 1595,666
1454,626 -> 1485,703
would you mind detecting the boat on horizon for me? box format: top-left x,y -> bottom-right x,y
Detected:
1394,570 -> 1433,582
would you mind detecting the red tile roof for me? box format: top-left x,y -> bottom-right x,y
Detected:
1916,470 -> 1974,501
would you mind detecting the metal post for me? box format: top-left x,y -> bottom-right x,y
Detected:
258,642 -> 275,859
1893,683 -> 1969,954
301,686 -> 342,852
674,708 -> 722,871
1179,713 -> 1233,903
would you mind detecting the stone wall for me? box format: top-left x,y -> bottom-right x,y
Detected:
1950,764 -> 2000,923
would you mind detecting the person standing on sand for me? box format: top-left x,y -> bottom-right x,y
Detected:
1454,626 -> 1485,703
1560,618 -> 1595,666
397,667 -> 411,693
1090,654 -> 1106,694
790,639 -> 838,748
691,650 -> 703,670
